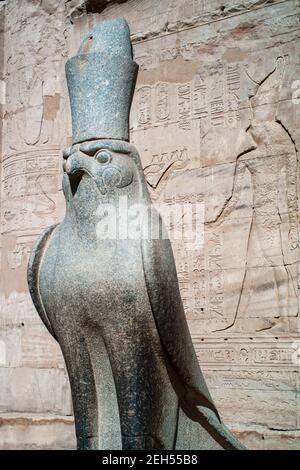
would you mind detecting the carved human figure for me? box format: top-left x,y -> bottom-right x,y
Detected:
28,19 -> 244,450
211,57 -> 298,332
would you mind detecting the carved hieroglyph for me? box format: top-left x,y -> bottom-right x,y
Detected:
0,0 -> 299,449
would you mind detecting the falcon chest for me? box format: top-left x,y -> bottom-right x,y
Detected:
39,225 -> 149,330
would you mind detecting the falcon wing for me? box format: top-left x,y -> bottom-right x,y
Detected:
141,211 -> 217,414
27,224 -> 58,340
141,211 -> 245,449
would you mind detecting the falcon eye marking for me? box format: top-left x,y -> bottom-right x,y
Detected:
95,150 -> 111,164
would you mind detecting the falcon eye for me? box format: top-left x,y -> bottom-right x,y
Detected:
95,150 -> 111,164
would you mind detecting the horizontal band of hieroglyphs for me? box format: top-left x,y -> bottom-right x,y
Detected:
192,340 -> 300,367
131,65 -> 241,129
2,151 -> 60,200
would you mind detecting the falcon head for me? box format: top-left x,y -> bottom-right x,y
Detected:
62,140 -> 144,203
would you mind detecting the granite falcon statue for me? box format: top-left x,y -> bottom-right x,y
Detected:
27,18 -> 245,450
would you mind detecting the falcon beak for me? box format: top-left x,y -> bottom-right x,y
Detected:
64,156 -> 86,196
63,152 -> 107,196
69,170 -> 85,196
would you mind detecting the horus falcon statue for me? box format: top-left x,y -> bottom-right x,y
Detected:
28,18 -> 245,450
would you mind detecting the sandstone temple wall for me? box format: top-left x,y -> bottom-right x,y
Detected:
0,0 -> 299,449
